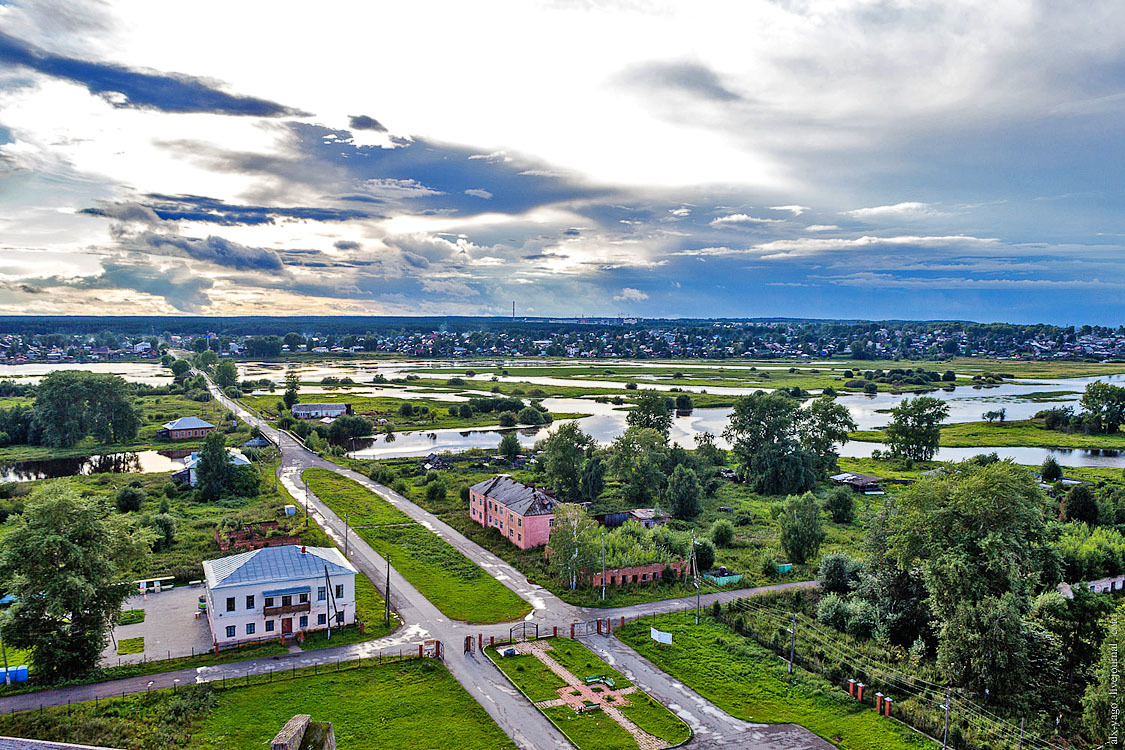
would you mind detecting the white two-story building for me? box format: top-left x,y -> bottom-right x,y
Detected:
202,545 -> 358,647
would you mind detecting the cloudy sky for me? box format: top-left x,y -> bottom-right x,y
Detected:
2,0 -> 1124,323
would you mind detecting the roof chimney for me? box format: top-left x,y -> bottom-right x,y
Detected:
301,546 -> 307,554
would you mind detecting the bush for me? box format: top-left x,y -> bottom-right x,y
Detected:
710,519 -> 735,547
823,487 -> 855,524
459,405 -> 473,419
1041,455 -> 1063,482
425,481 -> 447,503
116,486 -> 145,512
228,465 -> 261,497
816,592 -> 849,630
150,512 -> 177,550
694,538 -> 716,572
498,411 -> 518,427
163,481 -> 179,498
625,382 -> 638,390
517,406 -> 544,425
818,552 -> 861,595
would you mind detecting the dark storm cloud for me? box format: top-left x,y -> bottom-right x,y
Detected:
348,115 -> 387,132
0,31 -> 303,116
26,261 -> 214,312
139,232 -> 284,271
334,240 -> 361,250
82,196 -> 377,226
618,60 -> 741,102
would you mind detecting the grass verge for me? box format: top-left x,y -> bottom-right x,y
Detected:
116,637 -> 144,656
616,611 -> 935,750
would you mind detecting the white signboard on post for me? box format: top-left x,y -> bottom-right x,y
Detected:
650,627 -> 673,645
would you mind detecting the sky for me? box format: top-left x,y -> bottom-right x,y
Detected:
2,0 -> 1125,324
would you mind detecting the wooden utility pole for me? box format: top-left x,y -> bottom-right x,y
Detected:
384,556 -> 391,627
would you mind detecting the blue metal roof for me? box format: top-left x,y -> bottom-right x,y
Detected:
203,545 -> 356,590
263,586 -> 311,597
162,416 -> 214,430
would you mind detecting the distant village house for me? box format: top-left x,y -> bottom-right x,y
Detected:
291,403 -> 351,419
159,416 -> 215,441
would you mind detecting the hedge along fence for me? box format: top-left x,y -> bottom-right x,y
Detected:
715,596 -> 1059,750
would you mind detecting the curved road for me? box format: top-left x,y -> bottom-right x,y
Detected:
0,377 -> 830,750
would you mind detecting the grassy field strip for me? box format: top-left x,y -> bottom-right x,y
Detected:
0,658 -> 517,750
851,418 -> 1125,450
303,469 -> 531,624
616,612 -> 935,750
485,637 -> 691,750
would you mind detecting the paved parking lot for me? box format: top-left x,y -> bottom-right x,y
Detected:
100,586 -> 214,667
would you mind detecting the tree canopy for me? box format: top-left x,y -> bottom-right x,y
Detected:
33,371 -> 140,448
883,396 -> 949,462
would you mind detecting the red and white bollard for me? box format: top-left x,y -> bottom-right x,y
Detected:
857,682 -> 865,702
875,692 -> 883,713
884,697 -> 893,717
848,679 -> 856,697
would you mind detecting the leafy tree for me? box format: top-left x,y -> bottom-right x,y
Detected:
517,406 -> 544,425
115,485 -> 145,512
666,463 -> 702,520
197,349 -> 218,368
1062,484 -> 1099,525
1081,380 -> 1125,434
0,484 -> 152,681
710,519 -> 735,547
282,369 -> 300,410
883,396 -> 949,461
213,359 -> 238,389
693,538 -> 715,573
777,493 -> 825,564
498,411 -> 517,427
800,396 -> 857,472
149,512 -> 177,551
195,430 -> 231,502
1041,455 -> 1063,482
170,359 -> 191,378
887,461 -> 1056,703
548,503 -> 600,590
327,414 -> 373,446
1084,600 -> 1125,741
674,394 -> 693,411
748,443 -> 818,496
824,486 -> 855,524
398,402 -> 415,417
229,465 -> 261,497
499,432 -> 521,464
693,431 -> 726,468
626,391 -> 673,440
33,371 -> 139,448
535,423 -> 595,501
818,552 -> 862,595
283,332 -> 303,352
609,427 -> 668,504
579,455 -> 606,502
941,370 -> 955,382
982,408 -> 1006,423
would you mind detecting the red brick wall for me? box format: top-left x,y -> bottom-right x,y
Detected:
589,559 -> 688,587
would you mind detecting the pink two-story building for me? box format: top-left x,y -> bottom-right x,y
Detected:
468,475 -> 555,550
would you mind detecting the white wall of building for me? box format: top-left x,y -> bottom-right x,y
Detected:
205,573 -> 355,646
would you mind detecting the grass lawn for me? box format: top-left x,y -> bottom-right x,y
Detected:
304,468 -> 413,526
486,637 -> 688,750
116,637 -> 144,655
852,418 -> 1125,450
487,649 -> 568,701
0,659 -> 515,750
308,471 -> 530,623
118,609 -> 145,625
616,611 -> 935,750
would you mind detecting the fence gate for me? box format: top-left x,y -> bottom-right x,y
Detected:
572,620 -> 603,638
509,622 -> 539,642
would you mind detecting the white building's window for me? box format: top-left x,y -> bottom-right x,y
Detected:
246,595 -> 255,609
246,622 -> 255,635
335,612 -> 344,624
226,597 -> 235,612
335,584 -> 344,599
264,597 -> 274,608
318,613 -> 327,625
299,592 -> 309,604
266,620 -> 275,632
225,625 -> 236,638
299,615 -> 308,627
317,587 -> 326,601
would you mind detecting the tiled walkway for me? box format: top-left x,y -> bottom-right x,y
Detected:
517,640 -> 669,750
